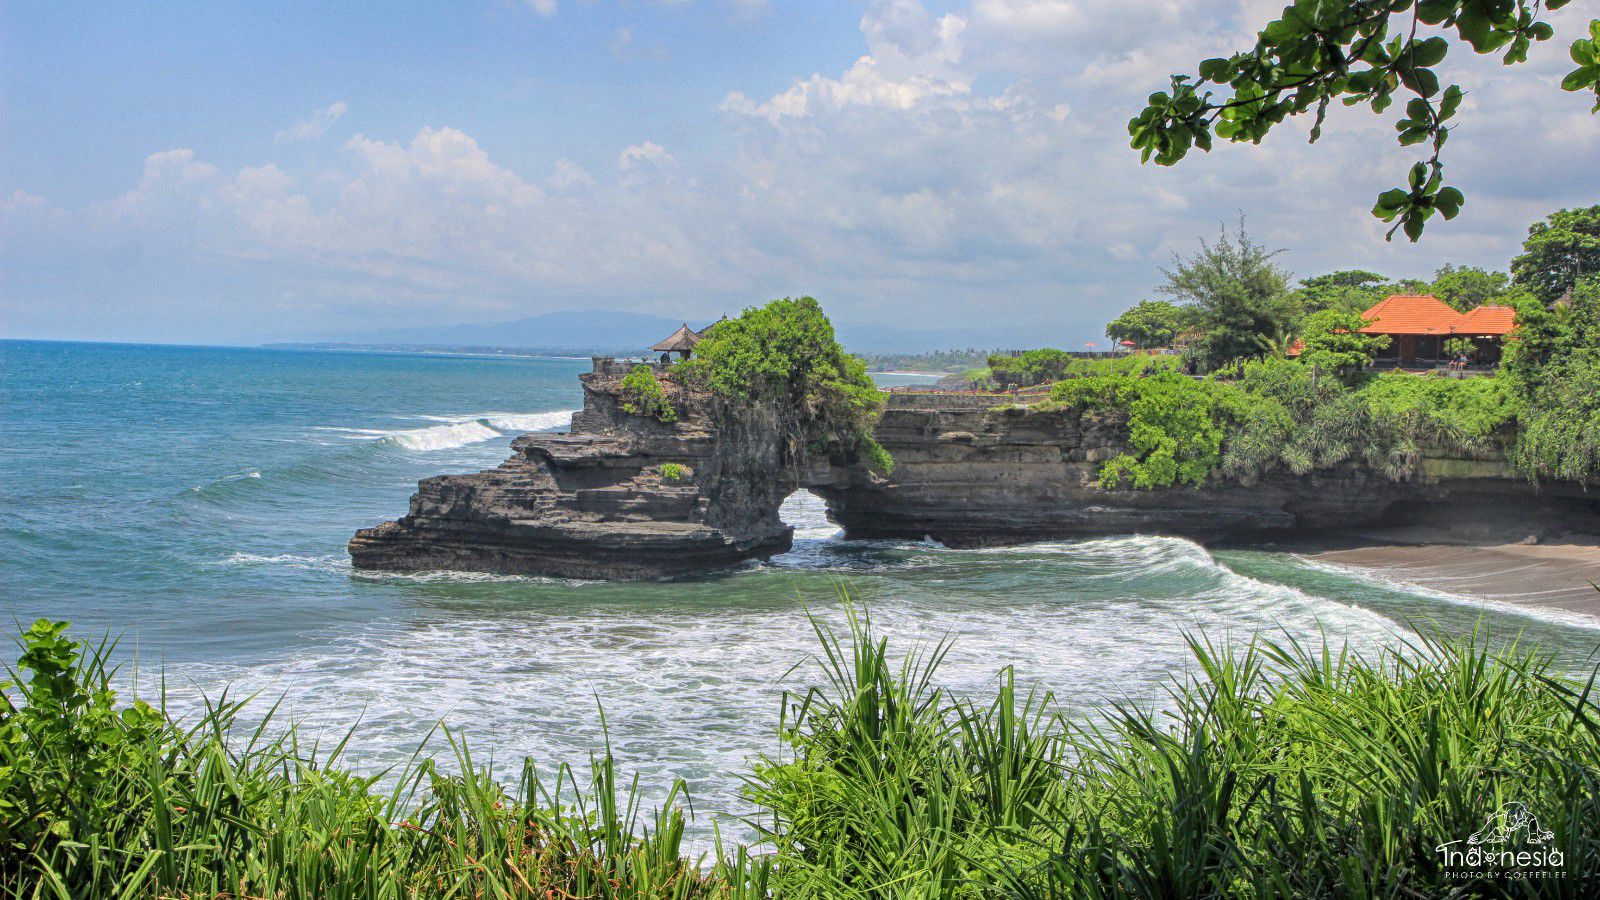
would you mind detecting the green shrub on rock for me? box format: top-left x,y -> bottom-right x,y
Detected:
674,296 -> 889,471
1051,373 -> 1232,488
620,365 -> 677,424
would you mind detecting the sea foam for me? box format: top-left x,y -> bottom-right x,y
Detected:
316,409 -> 577,452
383,420 -> 501,451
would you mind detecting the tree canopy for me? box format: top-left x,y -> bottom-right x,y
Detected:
1130,2 -> 1600,240
1292,269 -> 1392,314
1105,299 -> 1193,349
1511,204 -> 1600,302
673,296 -> 890,471
1298,308 -> 1391,375
1158,222 -> 1297,370
1427,263 -> 1523,311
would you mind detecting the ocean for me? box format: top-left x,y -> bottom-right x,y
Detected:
4,339 -> 1598,832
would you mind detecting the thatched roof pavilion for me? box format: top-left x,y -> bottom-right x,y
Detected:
650,323 -> 703,359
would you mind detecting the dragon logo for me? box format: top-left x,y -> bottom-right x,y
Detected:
1468,802 -> 1555,847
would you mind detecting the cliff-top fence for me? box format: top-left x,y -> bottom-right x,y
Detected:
884,385 -> 1051,411
591,356 -> 671,377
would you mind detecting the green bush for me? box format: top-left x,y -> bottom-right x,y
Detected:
1513,347 -> 1600,483
1051,373 -> 1231,488
674,297 -> 887,470
620,364 -> 678,424
989,350 -> 1181,389
0,619 -> 768,898
1037,354 -> 1547,488
1061,353 -> 1183,378
988,348 -> 1075,387
659,461 -> 686,482
6,611 -> 1600,897
1506,278 -> 1600,483
1357,371 -> 1522,457
1298,308 -> 1389,376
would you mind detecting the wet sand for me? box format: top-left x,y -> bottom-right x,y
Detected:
1300,530 -> 1600,619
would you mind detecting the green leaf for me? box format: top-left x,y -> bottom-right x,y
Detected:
1198,57 -> 1232,81
1435,187 -> 1464,218
1374,188 -> 1409,214
1411,37 -> 1449,67
1438,85 -> 1464,119
1416,0 -> 1456,25
1506,34 -> 1530,65
1401,66 -> 1441,97
1404,213 -> 1426,241
1562,66 -> 1600,92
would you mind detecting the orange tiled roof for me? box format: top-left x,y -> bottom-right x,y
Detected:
1458,304 -> 1518,336
1358,294 -> 1465,335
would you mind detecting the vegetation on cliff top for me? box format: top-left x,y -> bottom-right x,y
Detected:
674,296 -> 891,472
8,610 -> 1599,896
1006,206 -> 1600,490
1504,277 -> 1600,482
620,365 -> 678,424
1041,351 -> 1537,491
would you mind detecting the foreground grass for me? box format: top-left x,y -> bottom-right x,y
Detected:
3,607 -> 1598,898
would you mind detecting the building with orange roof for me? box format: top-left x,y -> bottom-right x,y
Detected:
1358,295 -> 1517,366
1458,305 -> 1518,336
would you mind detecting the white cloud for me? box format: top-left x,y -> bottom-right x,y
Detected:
549,158 -> 596,191
6,0 -> 1597,344
618,141 -> 675,170
275,101 -> 349,142
524,0 -> 557,15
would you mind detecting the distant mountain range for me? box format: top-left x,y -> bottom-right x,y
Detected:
270,309 -> 1059,356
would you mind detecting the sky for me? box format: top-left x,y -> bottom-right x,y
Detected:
2,1 -> 1597,348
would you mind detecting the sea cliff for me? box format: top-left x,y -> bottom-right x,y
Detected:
350,363 -> 1600,579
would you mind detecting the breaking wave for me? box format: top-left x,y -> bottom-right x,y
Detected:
314,409 -> 576,453
418,410 -> 575,433
220,552 -> 350,573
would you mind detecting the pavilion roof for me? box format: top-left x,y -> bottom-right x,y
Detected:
1458,304 -> 1518,336
1358,294 -> 1466,336
650,323 -> 703,352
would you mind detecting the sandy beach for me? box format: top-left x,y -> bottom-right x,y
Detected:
1301,529 -> 1600,620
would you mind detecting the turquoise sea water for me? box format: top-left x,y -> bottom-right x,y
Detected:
4,339 -> 1599,830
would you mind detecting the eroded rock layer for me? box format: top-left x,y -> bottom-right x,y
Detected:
352,373 -> 1599,579
815,395 -> 1598,547
349,363 -> 802,580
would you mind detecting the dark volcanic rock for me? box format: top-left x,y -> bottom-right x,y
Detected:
811,394 -> 1598,548
349,362 -> 802,579
351,374 -> 1599,579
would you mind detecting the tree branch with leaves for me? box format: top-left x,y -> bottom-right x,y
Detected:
1129,1 -> 1600,241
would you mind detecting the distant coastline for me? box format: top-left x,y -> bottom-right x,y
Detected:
262,341 -> 622,359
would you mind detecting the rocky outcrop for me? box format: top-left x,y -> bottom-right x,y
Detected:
812,395 -> 1599,547
349,361 -> 805,579
352,374 -> 1599,579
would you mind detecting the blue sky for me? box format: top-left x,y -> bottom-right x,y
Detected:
3,1 -> 1597,347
